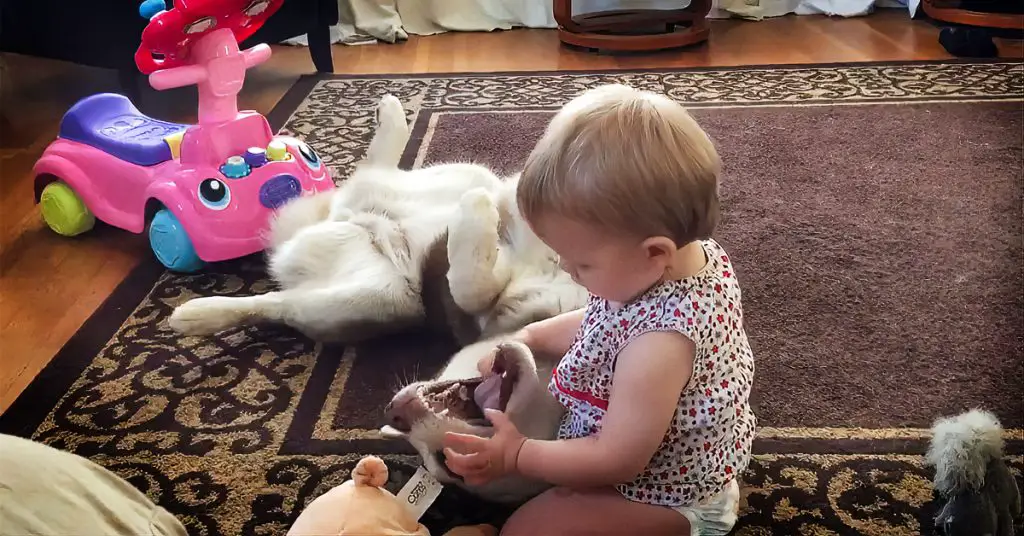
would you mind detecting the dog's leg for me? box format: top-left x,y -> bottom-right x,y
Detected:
168,278 -> 423,340
361,94 -> 410,170
447,188 -> 510,315
171,219 -> 423,339
167,292 -> 289,336
326,94 -> 411,222
282,280 -> 424,340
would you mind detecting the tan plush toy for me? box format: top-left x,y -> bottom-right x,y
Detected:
288,455 -> 498,536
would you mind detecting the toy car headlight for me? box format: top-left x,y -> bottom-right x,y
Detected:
198,178 -> 231,210
297,141 -> 322,172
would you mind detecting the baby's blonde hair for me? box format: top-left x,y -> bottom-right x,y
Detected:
517,84 -> 721,246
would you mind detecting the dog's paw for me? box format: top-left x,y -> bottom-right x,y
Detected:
168,297 -> 250,335
377,94 -> 406,130
458,188 -> 499,228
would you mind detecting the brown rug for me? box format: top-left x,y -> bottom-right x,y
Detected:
2,61 -> 1023,536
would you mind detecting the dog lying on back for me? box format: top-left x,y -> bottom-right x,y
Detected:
168,95 -> 585,345
381,336 -> 565,504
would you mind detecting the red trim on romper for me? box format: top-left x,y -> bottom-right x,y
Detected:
552,366 -> 609,411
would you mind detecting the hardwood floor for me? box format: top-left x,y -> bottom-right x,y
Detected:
0,11 -> 1020,414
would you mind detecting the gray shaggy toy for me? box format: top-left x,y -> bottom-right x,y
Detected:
926,409 -> 1021,536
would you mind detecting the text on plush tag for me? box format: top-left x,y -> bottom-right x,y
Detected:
396,465 -> 444,520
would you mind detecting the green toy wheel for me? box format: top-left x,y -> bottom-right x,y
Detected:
39,181 -> 95,237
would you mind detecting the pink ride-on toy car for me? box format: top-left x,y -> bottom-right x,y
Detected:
32,0 -> 335,273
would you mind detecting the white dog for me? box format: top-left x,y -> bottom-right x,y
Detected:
168,95 -> 586,344
381,336 -> 566,503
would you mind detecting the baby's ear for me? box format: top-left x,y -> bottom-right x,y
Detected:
642,236 -> 677,260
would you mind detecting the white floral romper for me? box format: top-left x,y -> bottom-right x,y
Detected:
548,239 -> 756,530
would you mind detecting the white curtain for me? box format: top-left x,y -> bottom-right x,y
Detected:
284,0 -> 911,46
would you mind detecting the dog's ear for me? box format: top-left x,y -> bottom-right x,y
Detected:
490,342 -> 541,416
492,343 -> 525,411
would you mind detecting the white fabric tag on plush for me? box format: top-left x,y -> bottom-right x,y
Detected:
396,465 -> 444,520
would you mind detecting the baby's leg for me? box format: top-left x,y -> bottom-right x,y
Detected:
500,487 -> 691,536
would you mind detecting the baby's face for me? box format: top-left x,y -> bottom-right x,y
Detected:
530,215 -> 665,304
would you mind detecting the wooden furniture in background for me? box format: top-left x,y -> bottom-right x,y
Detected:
922,0 -> 1024,30
553,0 -> 713,52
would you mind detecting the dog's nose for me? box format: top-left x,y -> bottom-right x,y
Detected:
384,394 -> 424,433
385,407 -> 411,433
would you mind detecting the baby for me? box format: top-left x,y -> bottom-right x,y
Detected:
442,84 -> 756,536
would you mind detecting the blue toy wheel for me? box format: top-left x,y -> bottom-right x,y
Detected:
148,208 -> 206,273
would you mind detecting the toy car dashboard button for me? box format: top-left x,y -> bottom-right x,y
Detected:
220,155 -> 251,178
266,140 -> 289,161
139,0 -> 165,20
244,147 -> 268,167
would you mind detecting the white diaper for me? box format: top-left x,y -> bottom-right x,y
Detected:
670,479 -> 741,536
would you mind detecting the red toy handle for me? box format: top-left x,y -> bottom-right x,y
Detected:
135,0 -> 284,74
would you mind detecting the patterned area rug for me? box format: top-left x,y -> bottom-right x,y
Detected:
2,61 -> 1023,536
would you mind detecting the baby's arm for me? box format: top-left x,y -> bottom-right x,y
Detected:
522,307 -> 585,356
515,330 -> 694,488
477,307 -> 585,374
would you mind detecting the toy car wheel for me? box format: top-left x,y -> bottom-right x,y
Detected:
148,208 -> 206,273
39,181 -> 96,237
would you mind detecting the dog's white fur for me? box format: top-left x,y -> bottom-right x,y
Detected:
168,95 -> 586,343
927,409 -> 1008,494
382,337 -> 566,503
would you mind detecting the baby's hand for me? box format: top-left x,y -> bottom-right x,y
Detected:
442,409 -> 526,486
